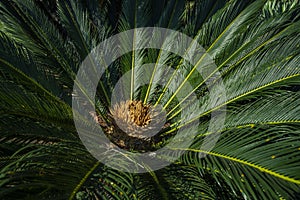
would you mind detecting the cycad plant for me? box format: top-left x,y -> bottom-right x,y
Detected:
0,0 -> 300,199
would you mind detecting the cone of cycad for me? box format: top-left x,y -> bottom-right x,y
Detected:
97,100 -> 168,151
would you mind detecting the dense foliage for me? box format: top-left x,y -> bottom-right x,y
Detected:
0,0 -> 299,199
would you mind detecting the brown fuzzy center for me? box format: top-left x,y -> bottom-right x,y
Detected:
129,100 -> 151,127
96,100 -> 170,151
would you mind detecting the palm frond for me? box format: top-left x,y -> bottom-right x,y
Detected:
178,123 -> 300,199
